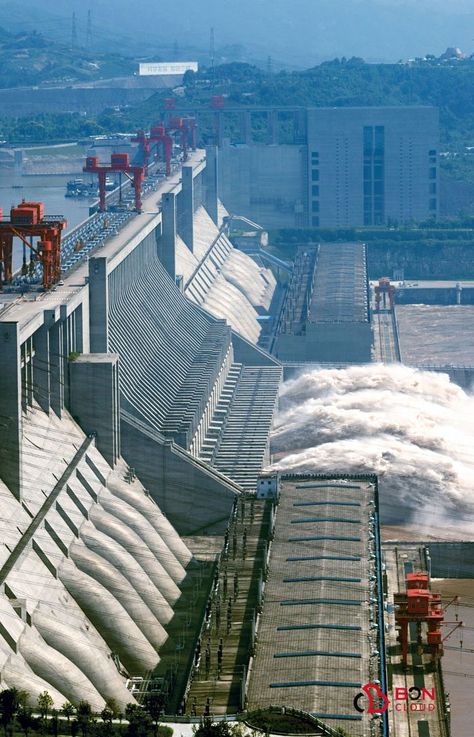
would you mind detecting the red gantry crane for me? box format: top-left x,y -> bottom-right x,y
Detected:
149,125 -> 173,177
168,116 -> 197,162
131,130 -> 152,174
83,153 -> 145,213
375,276 -> 396,310
395,572 -> 445,666
132,118 -> 197,176
0,201 -> 67,290
130,126 -> 173,178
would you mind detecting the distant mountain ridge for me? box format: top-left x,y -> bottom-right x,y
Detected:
0,21 -> 135,88
0,0 -> 473,65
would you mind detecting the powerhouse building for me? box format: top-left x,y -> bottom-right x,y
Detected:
216,106 -> 439,228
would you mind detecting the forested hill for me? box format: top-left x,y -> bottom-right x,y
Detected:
0,25 -> 135,88
3,56 -> 474,162
171,58 -> 474,147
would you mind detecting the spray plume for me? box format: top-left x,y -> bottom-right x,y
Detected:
271,364 -> 474,537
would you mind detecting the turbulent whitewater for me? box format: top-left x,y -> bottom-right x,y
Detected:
271,364 -> 474,535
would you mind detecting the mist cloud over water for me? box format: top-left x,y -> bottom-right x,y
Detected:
271,365 -> 474,535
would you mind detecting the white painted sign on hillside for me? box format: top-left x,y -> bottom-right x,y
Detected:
138,62 -> 198,76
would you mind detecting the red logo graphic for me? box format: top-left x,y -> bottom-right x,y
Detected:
354,684 -> 436,714
354,682 -> 389,714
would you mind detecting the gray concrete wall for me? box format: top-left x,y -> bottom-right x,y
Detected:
274,322 -> 372,363
159,193 -> 177,279
0,322 -> 22,499
231,331 -> 281,367
70,354 -> 120,468
218,142 -> 307,228
121,417 -> 238,535
204,146 -> 219,225
427,542 -> 474,577
411,365 -> 474,390
0,87 -> 155,118
387,542 -> 474,578
88,258 -> 109,353
368,241 -> 474,280
396,287 -> 474,305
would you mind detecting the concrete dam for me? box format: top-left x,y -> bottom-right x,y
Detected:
0,148 -> 282,707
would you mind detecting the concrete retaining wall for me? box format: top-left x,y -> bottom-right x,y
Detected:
385,541 -> 474,578
0,87 -> 155,117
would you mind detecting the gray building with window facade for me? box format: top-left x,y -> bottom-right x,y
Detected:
217,106 -> 439,228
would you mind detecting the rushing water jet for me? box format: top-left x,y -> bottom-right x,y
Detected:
271,364 -> 474,535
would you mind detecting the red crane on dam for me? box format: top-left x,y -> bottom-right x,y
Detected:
395,571 -> 445,666
149,124 -> 174,176
131,130 -> 152,174
375,276 -> 396,310
168,116 -> 197,161
131,124 -> 173,177
0,201 -> 67,290
133,118 -> 197,175
83,153 -> 145,213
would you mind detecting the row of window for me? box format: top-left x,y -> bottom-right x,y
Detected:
311,153 -> 320,227
363,126 -> 385,225
310,145 -> 437,224
312,148 -> 437,164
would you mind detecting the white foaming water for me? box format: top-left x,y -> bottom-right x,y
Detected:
271,364 -> 474,536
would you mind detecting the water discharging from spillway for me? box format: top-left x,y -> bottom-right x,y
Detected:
271,364 -> 474,538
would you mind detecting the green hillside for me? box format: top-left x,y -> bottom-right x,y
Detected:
0,25 -> 135,88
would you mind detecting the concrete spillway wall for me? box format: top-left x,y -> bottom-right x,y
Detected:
0,150 -> 282,706
0,407 -> 192,709
181,205 -> 276,344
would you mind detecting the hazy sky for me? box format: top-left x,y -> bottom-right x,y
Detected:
2,0 -> 474,65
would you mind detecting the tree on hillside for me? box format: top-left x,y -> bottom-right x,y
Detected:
193,718 -> 243,737
76,700 -> 93,737
62,702 -> 75,725
105,698 -> 121,719
100,706 -> 114,735
51,709 -> 59,737
125,704 -> 152,737
0,688 -> 21,737
16,705 -> 34,737
106,699 -> 124,734
37,691 -> 53,722
143,692 -> 165,737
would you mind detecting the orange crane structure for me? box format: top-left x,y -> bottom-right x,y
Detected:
0,201 -> 67,290
148,124 -> 173,176
132,118 -> 197,176
375,276 -> 396,310
131,130 -> 152,174
169,116 -> 197,160
83,153 -> 145,213
395,572 -> 445,666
